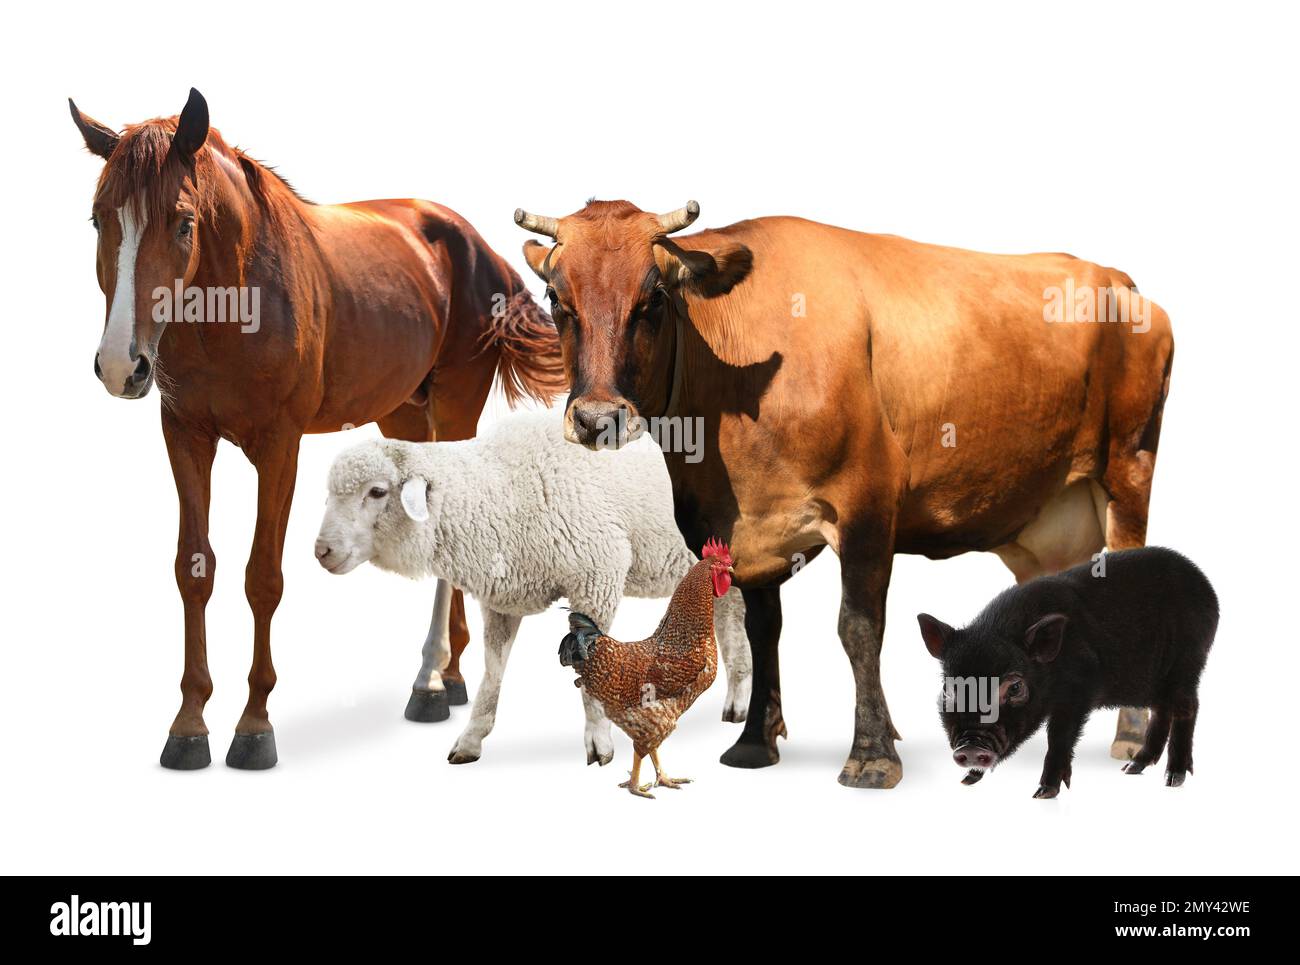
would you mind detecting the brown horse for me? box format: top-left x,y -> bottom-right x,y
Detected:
514,199 -> 1173,788
71,89 -> 565,770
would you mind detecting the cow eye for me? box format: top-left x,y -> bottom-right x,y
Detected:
648,286 -> 667,309
545,288 -> 559,310
367,487 -> 388,499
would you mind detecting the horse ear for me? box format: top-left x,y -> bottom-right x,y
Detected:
400,477 -> 430,522
522,240 -> 552,281
68,99 -> 119,159
170,88 -> 209,161
917,613 -> 955,660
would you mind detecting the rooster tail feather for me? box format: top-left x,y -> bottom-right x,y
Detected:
558,611 -> 604,667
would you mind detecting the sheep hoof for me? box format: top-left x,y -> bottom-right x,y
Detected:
160,734 -> 211,770
448,748 -> 480,765
225,731 -> 278,770
443,678 -> 469,706
404,689 -> 451,723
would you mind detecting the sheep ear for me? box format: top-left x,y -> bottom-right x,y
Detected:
400,477 -> 430,522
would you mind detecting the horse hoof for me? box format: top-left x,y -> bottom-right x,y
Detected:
160,734 -> 211,770
225,731 -> 278,770
838,755 -> 902,789
404,689 -> 451,723
443,678 -> 469,706
719,740 -> 779,769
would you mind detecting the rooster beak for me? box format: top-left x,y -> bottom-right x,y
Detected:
726,565 -> 736,575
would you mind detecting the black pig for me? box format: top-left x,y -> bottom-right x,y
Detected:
917,547 -> 1218,798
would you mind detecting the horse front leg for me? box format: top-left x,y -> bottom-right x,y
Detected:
160,415 -> 218,769
720,585 -> 785,768
226,431 -> 300,770
404,578 -> 455,722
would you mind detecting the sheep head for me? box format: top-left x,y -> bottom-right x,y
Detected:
316,439 -> 441,577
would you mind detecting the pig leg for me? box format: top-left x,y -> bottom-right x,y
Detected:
1123,707 -> 1171,775
1164,698 -> 1198,787
1033,708 -> 1088,799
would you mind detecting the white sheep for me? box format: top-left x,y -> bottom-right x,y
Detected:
314,412 -> 752,765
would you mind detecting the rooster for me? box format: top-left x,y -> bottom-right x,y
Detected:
558,538 -> 735,798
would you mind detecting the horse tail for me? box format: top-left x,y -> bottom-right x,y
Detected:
481,277 -> 568,407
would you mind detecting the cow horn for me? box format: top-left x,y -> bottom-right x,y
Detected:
514,208 -> 559,238
657,201 -> 700,234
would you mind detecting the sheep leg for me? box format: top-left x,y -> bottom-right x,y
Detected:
404,579 -> 455,723
227,431 -> 300,770
448,609 -> 521,764
714,587 -> 752,723
159,416 -> 218,770
568,597 -> 619,766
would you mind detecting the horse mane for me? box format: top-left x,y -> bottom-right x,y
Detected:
95,117 -> 312,233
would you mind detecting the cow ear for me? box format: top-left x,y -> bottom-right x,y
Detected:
917,613 -> 955,660
522,240 -> 552,281
69,99 -> 119,159
658,239 -> 753,299
169,88 -> 209,162
1024,614 -> 1068,663
400,477 -> 430,522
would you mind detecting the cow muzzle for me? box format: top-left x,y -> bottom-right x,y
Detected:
566,398 -> 638,449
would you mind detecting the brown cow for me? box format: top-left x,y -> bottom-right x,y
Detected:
514,199 -> 1173,788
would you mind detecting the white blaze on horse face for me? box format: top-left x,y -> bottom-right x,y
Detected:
98,203 -> 148,395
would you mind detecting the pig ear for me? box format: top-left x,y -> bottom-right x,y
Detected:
917,614 -> 954,659
1024,614 -> 1068,663
399,477 -> 430,522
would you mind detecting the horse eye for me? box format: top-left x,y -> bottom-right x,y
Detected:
177,217 -> 194,238
90,215 -> 100,232
368,487 -> 388,499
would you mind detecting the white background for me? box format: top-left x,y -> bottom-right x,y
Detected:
2,1 -> 1295,875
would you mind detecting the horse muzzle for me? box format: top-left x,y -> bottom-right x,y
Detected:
95,349 -> 154,399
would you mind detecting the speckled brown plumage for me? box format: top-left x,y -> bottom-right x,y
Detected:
568,558 -> 720,761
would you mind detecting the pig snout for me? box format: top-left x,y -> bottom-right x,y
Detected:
953,745 -> 998,769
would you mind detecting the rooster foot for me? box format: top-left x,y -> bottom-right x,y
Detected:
618,778 -> 656,799
654,775 -> 692,790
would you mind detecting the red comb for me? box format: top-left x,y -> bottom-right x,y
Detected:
702,537 -> 733,566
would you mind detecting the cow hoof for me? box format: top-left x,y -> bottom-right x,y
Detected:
1110,738 -> 1142,761
720,740 -> 779,769
160,734 -> 211,771
443,678 -> 469,706
447,748 -> 480,765
1165,770 -> 1187,787
225,731 -> 278,770
404,689 -> 451,723
838,756 -> 902,789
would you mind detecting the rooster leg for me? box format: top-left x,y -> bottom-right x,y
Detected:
650,749 -> 692,790
617,754 -> 656,799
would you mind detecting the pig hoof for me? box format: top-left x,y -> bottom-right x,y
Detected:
962,769 -> 984,785
1032,784 -> 1060,799
1164,770 -> 1186,787
1123,760 -> 1148,775
838,756 -> 903,789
